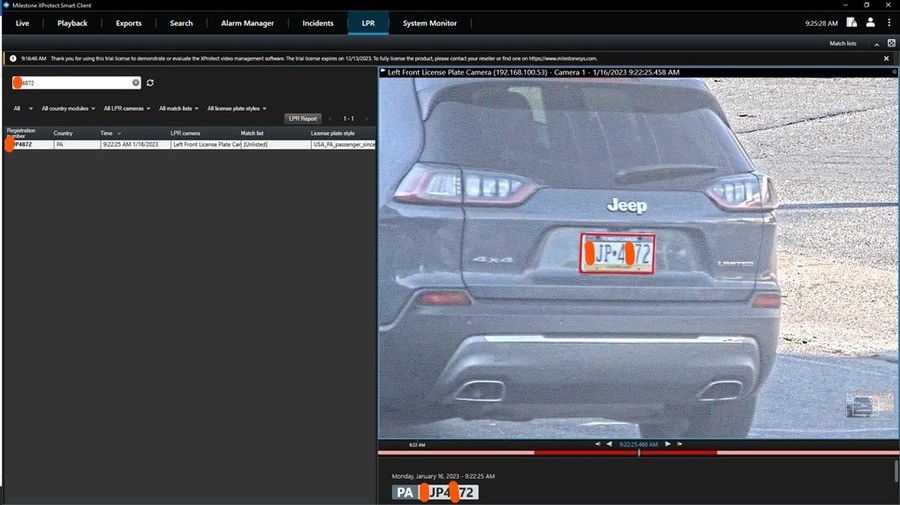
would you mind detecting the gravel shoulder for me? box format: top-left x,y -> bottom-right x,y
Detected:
707,78 -> 898,359
777,251 -> 898,358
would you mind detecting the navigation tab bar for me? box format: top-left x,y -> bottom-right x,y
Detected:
3,12 -> 347,34
3,11 -> 899,35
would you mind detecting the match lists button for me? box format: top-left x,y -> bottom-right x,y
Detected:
284,113 -> 322,125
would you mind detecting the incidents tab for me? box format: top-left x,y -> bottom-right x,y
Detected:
292,12 -> 346,34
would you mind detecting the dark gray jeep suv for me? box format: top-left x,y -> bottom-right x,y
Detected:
379,77 -> 780,438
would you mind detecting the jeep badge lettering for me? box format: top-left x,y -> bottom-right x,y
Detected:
606,197 -> 648,215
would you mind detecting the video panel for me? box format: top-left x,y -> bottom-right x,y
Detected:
378,73 -> 898,441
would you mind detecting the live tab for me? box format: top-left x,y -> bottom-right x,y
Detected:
2,14 -> 44,33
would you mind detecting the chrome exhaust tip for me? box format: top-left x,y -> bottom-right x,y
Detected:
454,380 -> 506,402
697,380 -> 743,401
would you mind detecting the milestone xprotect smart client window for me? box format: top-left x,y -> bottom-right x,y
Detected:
1,3 -> 899,505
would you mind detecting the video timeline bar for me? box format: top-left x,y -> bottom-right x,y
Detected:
379,449 -> 900,456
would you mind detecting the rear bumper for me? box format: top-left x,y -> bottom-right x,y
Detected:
380,297 -> 779,419
434,334 -> 758,403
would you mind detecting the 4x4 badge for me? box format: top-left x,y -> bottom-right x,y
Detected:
473,256 -> 514,264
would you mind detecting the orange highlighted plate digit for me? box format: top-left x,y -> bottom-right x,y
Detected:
583,241 -> 595,266
624,241 -> 635,266
12,76 -> 23,89
448,481 -> 460,504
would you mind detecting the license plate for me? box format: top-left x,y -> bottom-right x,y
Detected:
579,232 -> 656,274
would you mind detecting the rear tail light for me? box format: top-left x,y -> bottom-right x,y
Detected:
751,292 -> 781,309
394,163 -> 539,206
415,290 -> 472,306
393,164 -> 462,205
706,173 -> 779,212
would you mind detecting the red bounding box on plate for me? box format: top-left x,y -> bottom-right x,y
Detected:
579,232 -> 656,275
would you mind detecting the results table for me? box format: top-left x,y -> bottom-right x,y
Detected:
4,125 -> 376,151
11,139 -> 375,150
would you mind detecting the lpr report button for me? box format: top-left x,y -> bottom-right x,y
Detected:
284,113 -> 322,125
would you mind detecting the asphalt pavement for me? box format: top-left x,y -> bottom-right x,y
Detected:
381,353 -> 898,439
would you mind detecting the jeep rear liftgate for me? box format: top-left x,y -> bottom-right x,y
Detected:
410,80 -> 771,302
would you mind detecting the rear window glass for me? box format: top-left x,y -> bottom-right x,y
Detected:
419,81 -> 753,189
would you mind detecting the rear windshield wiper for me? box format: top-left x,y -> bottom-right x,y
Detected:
614,164 -> 719,185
